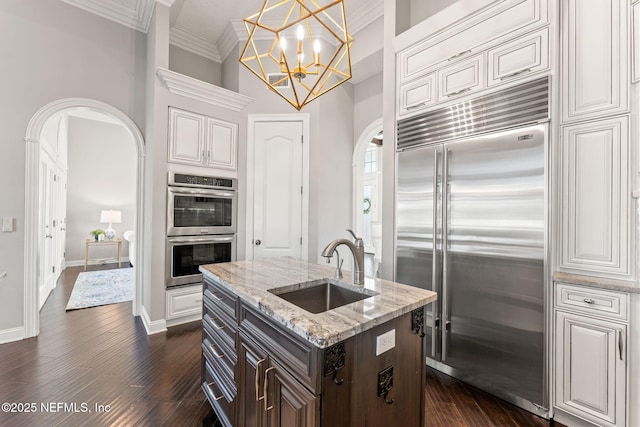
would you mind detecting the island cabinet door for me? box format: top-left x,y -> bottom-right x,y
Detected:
266,359 -> 320,427
238,332 -> 269,427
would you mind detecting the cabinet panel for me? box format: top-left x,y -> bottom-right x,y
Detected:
238,333 -> 269,427
207,118 -> 237,170
561,116 -> 630,277
398,74 -> 436,117
561,0 -> 629,121
487,27 -> 549,86
165,285 -> 202,320
438,54 -> 484,101
168,108 -> 206,165
555,311 -> 626,427
633,2 -> 640,83
267,360 -> 320,427
398,0 -> 546,83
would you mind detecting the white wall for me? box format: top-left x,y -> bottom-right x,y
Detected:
354,73 -> 384,141
0,0 -> 146,334
66,117 -> 137,264
169,45 -> 221,86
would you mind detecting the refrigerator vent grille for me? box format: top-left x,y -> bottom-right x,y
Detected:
397,77 -> 549,150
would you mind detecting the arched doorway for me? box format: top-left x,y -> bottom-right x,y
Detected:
24,98 -> 145,338
353,118 -> 383,277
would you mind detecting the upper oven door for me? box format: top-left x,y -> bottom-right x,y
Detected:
167,186 -> 237,236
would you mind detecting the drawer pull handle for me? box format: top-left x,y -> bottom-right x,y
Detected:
211,292 -> 224,302
255,358 -> 266,402
446,87 -> 472,97
207,382 -> 224,401
583,298 -> 595,304
264,367 -> 276,411
209,317 -> 224,330
448,49 -> 471,61
210,344 -> 224,359
406,102 -> 427,110
500,68 -> 532,81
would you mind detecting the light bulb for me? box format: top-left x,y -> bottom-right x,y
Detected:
280,36 -> 287,51
313,40 -> 321,53
297,25 -> 304,40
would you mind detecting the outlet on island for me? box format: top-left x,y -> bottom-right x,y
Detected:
376,329 -> 395,356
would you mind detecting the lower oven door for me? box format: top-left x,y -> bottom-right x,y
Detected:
166,235 -> 236,288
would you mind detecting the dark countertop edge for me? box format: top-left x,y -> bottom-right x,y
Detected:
553,271 -> 640,294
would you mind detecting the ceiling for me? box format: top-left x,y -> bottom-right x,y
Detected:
60,0 -> 383,69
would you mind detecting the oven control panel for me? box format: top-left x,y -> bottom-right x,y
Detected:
169,172 -> 236,190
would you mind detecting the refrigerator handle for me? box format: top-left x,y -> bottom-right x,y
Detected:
441,148 -> 450,363
431,149 -> 441,358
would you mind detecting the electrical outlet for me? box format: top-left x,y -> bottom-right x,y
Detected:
2,217 -> 14,232
376,329 -> 395,356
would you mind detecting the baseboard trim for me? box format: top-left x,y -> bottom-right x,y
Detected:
0,326 -> 25,344
140,305 -> 167,335
166,313 -> 202,328
66,257 -> 131,268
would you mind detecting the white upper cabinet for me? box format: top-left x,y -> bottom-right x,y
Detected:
560,116 -> 630,278
487,27 -> 549,86
168,107 -> 238,172
561,0 -> 629,122
168,108 -> 206,165
437,54 -> 484,101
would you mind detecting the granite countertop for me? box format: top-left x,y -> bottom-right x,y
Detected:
200,257 -> 437,348
553,271 -> 640,294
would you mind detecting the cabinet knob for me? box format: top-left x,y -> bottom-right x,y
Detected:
255,239 -> 262,246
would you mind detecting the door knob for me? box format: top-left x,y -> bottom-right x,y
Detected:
255,239 -> 262,246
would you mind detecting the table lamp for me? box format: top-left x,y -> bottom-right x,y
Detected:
100,210 -> 121,240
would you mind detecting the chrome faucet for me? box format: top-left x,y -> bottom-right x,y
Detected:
321,229 -> 365,285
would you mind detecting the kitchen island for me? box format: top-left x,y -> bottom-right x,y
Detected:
199,257 -> 437,427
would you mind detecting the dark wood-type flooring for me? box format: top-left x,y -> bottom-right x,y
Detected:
0,264 -> 560,426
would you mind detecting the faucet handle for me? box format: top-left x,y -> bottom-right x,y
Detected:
346,229 -> 364,246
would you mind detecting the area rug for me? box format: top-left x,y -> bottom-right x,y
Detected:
66,268 -> 134,311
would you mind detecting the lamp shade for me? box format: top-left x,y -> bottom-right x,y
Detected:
100,210 -> 121,224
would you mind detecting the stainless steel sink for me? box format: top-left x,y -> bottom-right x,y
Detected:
268,279 -> 378,314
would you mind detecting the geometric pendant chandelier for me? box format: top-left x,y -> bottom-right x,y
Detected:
240,0 -> 354,110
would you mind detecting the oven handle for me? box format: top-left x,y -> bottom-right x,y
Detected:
167,235 -> 236,244
168,187 -> 236,199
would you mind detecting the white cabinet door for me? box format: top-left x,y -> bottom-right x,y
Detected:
398,73 -> 436,117
206,118 -> 237,171
560,116 -> 630,278
555,310 -> 626,427
561,0 -> 629,122
168,108 -> 206,166
487,27 -> 549,86
437,54 -> 484,101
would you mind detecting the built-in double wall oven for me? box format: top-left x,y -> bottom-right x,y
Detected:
166,172 -> 236,288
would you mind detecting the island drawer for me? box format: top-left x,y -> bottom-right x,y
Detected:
202,360 -> 236,427
203,298 -> 237,350
555,283 -> 629,321
203,315 -> 237,365
203,336 -> 236,393
204,278 -> 238,320
239,302 -> 322,394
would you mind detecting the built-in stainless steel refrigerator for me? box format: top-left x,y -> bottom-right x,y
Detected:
395,78 -> 549,417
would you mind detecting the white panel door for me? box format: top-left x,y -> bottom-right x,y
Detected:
561,116 -> 630,277
253,121 -> 303,259
555,311 -> 626,427
561,0 -> 628,121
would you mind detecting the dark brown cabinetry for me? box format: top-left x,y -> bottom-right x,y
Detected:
202,275 -> 426,427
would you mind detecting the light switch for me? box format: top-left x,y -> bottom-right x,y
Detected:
2,217 -> 14,232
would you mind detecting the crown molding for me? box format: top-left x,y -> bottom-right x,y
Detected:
348,0 -> 384,35
217,21 -> 245,62
60,0 -> 155,33
156,67 -> 254,111
170,26 -> 221,62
